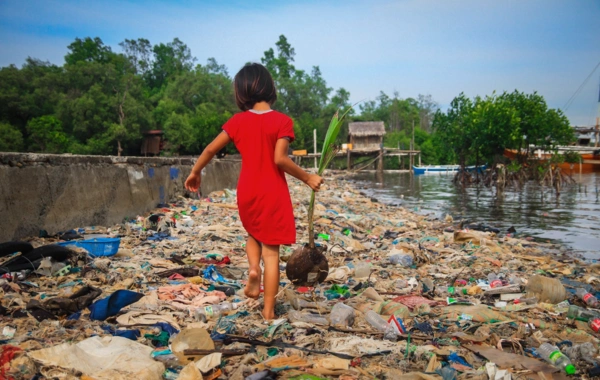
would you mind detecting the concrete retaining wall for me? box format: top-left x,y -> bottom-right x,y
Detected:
0,153 -> 241,241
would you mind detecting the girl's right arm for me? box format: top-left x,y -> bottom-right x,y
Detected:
274,138 -> 323,191
185,132 -> 231,192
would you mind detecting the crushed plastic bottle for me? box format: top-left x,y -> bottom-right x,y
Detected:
328,303 -> 355,328
487,273 -> 503,288
508,274 -> 522,285
388,254 -> 413,267
576,288 -> 599,307
562,342 -> 598,365
538,343 -> 577,375
193,302 -> 239,321
434,286 -> 469,297
589,317 -> 600,333
288,310 -> 329,325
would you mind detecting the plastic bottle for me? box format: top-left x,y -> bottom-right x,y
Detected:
566,305 -> 600,321
589,317 -> 600,333
364,310 -> 390,331
487,273 -> 503,288
329,303 -> 355,328
508,274 -> 522,285
435,286 -> 468,297
288,310 -> 329,325
364,310 -> 398,339
354,262 -> 371,278
537,343 -> 576,375
316,233 -> 330,241
193,302 -> 239,321
576,288 -> 599,307
388,254 -> 413,267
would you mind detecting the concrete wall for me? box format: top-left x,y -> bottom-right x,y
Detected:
0,153 -> 241,241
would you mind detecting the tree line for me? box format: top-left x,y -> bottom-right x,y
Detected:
0,34 -> 573,169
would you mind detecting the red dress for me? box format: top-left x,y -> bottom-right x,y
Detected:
222,110 -> 296,245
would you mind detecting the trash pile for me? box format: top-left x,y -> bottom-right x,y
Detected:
1,174 -> 600,379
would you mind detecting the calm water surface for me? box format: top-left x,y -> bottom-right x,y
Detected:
349,172 -> 600,259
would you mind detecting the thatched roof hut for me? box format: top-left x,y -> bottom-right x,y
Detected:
348,121 -> 385,150
348,121 -> 386,137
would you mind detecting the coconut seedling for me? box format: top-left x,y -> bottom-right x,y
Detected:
286,107 -> 353,286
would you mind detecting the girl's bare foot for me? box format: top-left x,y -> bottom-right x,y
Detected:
244,268 -> 261,299
262,308 -> 275,320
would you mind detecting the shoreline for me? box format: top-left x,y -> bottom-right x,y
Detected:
0,176 -> 593,378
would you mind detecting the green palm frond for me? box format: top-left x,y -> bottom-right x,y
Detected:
308,105 -> 353,248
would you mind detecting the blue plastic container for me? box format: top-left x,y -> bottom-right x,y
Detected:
57,238 -> 121,257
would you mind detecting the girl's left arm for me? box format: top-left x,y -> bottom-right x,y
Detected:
274,138 -> 323,191
185,132 -> 231,192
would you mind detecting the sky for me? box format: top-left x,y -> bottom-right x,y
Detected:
1,0 -> 599,126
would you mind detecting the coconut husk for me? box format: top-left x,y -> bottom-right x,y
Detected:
285,244 -> 329,286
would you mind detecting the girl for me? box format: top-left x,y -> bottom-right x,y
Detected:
184,63 -> 323,320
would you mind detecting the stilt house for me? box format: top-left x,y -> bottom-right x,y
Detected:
348,121 -> 386,151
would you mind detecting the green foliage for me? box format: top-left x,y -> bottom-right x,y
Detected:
261,35 -> 352,152
506,160 -> 521,173
562,151 -> 582,164
2,34 -> 443,162
0,122 -> 24,152
65,37 -> 114,65
432,91 -> 574,167
26,116 -> 70,153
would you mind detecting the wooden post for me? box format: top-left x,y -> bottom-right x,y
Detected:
418,153 -> 421,166
346,149 -> 351,170
596,117 -> 599,148
377,145 -> 384,172
410,120 -> 415,169
313,129 -> 317,169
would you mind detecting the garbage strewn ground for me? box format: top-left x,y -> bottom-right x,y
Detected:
1,174 -> 600,379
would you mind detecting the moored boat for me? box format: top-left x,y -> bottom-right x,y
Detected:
503,147 -> 600,173
413,164 -> 487,175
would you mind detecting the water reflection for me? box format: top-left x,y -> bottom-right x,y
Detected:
349,172 -> 600,258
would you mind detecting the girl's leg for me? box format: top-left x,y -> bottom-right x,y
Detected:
261,244 -> 280,320
244,235 -> 262,299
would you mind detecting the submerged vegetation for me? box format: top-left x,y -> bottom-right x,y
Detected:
434,91 -> 577,191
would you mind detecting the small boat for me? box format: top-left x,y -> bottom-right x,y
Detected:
504,148 -> 600,173
412,165 -> 486,175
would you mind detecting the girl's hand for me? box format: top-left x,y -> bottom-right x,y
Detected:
305,174 -> 324,191
185,172 -> 201,192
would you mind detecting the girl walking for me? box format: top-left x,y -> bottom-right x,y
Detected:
185,63 -> 323,320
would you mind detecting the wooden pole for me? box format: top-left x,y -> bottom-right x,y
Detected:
419,153 -> 421,166
410,120 -> 415,169
595,117 -> 599,148
346,149 -> 351,170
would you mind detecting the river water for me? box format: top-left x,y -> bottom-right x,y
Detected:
349,171 -> 600,259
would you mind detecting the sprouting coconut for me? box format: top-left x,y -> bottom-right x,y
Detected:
286,107 -> 353,286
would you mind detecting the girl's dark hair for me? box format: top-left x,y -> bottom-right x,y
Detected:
234,63 -> 277,111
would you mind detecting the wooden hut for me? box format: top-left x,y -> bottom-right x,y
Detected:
347,121 -> 386,170
141,130 -> 164,156
348,121 -> 385,151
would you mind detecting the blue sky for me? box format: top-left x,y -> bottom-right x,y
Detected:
1,0 -> 599,126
